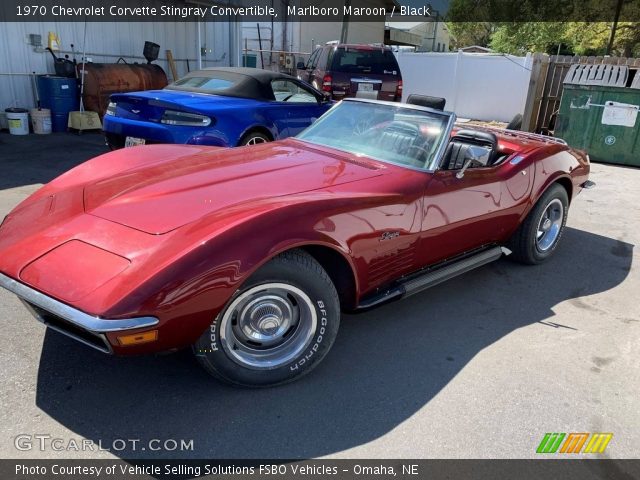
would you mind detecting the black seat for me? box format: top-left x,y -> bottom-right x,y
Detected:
442,129 -> 498,170
375,121 -> 426,168
406,94 -> 446,111
443,142 -> 473,170
377,121 -> 416,145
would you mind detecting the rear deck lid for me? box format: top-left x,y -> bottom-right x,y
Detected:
110,90 -> 260,122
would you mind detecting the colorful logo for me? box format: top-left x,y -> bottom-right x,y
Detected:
536,433 -> 613,454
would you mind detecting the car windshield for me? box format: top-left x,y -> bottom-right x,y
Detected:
331,48 -> 400,75
297,101 -> 453,170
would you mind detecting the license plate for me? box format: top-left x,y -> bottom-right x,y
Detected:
358,83 -> 374,92
125,136 -> 146,147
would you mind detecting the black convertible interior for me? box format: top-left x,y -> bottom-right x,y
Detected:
298,99 -> 517,173
441,130 -> 499,170
370,122 -> 508,171
372,121 -> 431,168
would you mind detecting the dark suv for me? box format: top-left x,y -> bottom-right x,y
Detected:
297,43 -> 402,102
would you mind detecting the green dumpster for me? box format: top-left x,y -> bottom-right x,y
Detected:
555,64 -> 640,167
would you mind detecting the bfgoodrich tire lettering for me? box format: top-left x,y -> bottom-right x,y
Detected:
193,250 -> 340,387
508,183 -> 569,265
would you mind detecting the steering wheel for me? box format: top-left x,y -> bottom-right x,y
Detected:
353,117 -> 375,136
384,120 -> 421,134
384,121 -> 432,167
405,144 -> 431,165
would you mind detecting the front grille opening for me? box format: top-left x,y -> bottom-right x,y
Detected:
25,302 -> 112,353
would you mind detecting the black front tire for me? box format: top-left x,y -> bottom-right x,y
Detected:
193,250 -> 340,387
508,183 -> 569,265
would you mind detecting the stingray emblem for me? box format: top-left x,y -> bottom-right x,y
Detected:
131,109 -> 140,114
380,231 -> 400,241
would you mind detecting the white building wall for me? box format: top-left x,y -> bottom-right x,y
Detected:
243,20 -> 385,70
0,21 -> 233,111
294,21 -> 385,67
298,21 -> 384,51
408,21 -> 451,52
397,51 -> 532,122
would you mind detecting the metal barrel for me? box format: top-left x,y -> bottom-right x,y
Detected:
79,63 -> 168,118
36,75 -> 79,132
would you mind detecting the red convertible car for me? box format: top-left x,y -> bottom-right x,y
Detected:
0,99 -> 592,387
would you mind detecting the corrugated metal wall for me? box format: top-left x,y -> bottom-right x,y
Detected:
0,21 -> 235,110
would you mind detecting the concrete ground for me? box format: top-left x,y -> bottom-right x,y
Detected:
0,131 -> 638,460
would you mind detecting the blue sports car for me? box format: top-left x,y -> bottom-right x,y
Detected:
103,67 -> 333,149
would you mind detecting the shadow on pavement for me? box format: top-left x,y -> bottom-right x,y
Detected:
0,132 -> 107,190
35,227 -> 633,460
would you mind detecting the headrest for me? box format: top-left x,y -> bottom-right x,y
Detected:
406,94 -> 446,111
452,129 -> 497,149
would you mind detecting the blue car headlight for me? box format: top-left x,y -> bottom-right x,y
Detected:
161,110 -> 212,127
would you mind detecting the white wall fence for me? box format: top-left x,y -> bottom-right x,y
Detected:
397,51 -> 533,123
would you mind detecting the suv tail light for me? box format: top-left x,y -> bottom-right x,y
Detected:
395,79 -> 403,101
322,74 -> 332,92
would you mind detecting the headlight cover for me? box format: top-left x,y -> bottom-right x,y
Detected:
161,110 -> 212,127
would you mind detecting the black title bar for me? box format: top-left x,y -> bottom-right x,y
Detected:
3,459 -> 640,480
1,0 -> 639,22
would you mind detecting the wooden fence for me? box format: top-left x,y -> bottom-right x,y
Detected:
522,54 -> 640,133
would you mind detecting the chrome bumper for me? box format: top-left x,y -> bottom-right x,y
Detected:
0,272 -> 158,353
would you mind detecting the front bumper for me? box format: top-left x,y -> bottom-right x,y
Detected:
0,272 -> 158,354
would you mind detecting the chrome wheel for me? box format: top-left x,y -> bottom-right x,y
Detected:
245,135 -> 267,145
219,283 -> 317,370
536,198 -> 564,252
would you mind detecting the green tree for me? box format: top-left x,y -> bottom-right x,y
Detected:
447,22 -> 495,49
489,22 -> 568,55
565,22 -> 640,56
445,0 -> 640,56
488,22 -> 640,56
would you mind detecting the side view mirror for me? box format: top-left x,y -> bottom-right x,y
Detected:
296,62 -> 306,70
320,91 -> 331,103
456,145 -> 492,179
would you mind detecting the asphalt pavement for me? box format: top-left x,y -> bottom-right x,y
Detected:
0,131 -> 637,459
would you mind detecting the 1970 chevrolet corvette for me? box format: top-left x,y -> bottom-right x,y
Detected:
0,99 -> 592,387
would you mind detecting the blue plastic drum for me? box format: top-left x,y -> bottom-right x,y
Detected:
37,76 -> 79,132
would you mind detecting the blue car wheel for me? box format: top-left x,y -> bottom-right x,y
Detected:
240,131 -> 271,146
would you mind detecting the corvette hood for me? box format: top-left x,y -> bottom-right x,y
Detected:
84,141 -> 384,234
